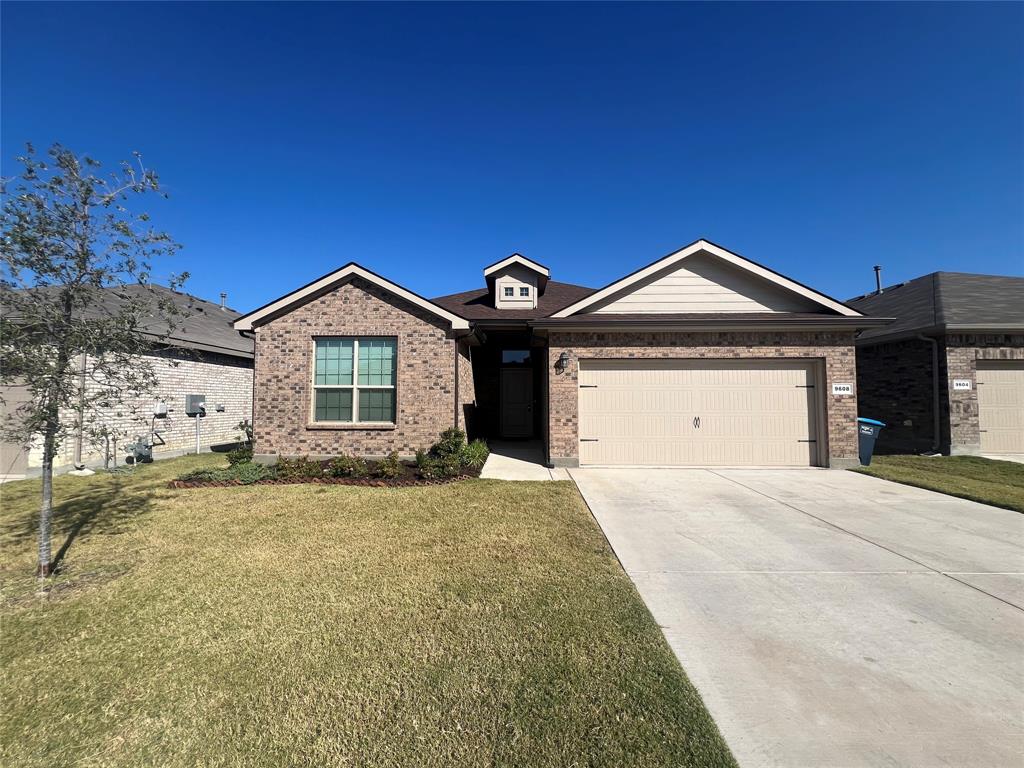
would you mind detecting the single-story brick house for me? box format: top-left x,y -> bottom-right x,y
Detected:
0,285 -> 254,480
233,239 -> 889,468
848,272 -> 1024,456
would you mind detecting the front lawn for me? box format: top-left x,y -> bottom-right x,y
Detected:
0,455 -> 734,768
853,455 -> 1024,512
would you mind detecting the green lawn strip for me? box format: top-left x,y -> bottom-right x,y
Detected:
1,456 -> 735,768
853,455 -> 1024,512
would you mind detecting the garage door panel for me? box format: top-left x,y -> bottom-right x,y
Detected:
578,359 -> 819,467
977,362 -> 1024,454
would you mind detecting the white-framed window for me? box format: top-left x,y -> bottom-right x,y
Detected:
313,337 -> 396,423
503,286 -> 514,297
519,286 -> 529,297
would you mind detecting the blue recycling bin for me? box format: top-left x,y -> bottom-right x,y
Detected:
857,418 -> 886,466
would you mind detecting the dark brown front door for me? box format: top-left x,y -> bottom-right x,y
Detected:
500,368 -> 533,438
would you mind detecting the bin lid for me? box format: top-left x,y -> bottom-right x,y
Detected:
857,417 -> 886,427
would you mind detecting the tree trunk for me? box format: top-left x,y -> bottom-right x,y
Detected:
37,427 -> 56,577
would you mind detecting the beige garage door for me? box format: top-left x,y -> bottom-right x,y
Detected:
977,361 -> 1024,454
578,359 -> 820,467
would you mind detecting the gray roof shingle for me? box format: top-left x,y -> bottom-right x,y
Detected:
3,283 -> 253,359
848,272 -> 1024,341
432,280 -> 594,321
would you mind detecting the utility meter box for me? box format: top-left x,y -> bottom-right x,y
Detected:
153,401 -> 169,419
185,394 -> 206,417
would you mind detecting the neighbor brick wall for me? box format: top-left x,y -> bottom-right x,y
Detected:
32,348 -> 253,469
940,333 -> 1024,455
253,277 -> 459,459
855,338 -> 937,454
547,330 -> 858,466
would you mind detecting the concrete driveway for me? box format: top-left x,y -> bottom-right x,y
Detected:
569,468 -> 1024,768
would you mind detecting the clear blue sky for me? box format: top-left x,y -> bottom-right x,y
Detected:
3,1 -> 1022,311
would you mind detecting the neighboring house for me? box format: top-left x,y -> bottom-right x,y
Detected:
234,239 -> 887,469
849,272 -> 1024,457
0,285 -> 254,480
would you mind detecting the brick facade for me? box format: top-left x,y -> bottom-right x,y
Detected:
940,333 -> 1024,455
546,330 -> 859,467
856,333 -> 1024,456
253,278 -> 468,459
855,338 -> 937,454
31,348 -> 254,470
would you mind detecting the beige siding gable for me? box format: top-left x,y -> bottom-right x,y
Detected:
588,253 -> 822,314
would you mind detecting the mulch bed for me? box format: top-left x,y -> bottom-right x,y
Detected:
168,465 -> 482,489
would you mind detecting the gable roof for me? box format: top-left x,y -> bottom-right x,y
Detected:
551,239 -> 862,318
433,280 -> 593,321
849,272 -> 1024,341
483,253 -> 550,279
233,263 -> 470,331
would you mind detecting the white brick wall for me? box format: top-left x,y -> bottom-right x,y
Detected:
27,348 -> 253,469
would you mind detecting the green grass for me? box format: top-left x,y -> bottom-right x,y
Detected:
0,455 -> 735,768
853,455 -> 1024,512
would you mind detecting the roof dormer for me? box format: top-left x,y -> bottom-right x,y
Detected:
484,253 -> 550,310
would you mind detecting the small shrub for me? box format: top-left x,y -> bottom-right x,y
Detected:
415,448 -> 428,468
438,454 -> 463,478
277,456 -> 325,480
179,468 -> 217,482
328,455 -> 368,478
227,446 -> 253,466
431,428 -> 466,459
234,462 -> 271,485
460,439 -> 489,469
417,456 -> 441,479
177,462 -> 273,485
375,451 -> 403,479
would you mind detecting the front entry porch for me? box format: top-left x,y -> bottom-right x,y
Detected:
468,330 -> 548,448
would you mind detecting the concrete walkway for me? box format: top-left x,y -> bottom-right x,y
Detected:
571,467 -> 1024,768
984,453 -> 1024,464
480,441 -> 569,480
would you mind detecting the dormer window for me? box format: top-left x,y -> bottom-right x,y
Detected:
484,253 -> 550,310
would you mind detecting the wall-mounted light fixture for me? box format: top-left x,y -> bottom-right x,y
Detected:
555,351 -> 571,373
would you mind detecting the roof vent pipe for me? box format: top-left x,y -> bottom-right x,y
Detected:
220,292 -> 227,310
873,265 -> 883,295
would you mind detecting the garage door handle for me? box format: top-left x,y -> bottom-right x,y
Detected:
580,385 -> 598,388
693,416 -> 701,429
581,438 -> 599,442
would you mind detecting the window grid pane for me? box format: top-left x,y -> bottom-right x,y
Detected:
315,389 -> 352,422
519,286 -> 529,296
358,338 -> 396,386
358,389 -> 395,423
315,339 -> 353,385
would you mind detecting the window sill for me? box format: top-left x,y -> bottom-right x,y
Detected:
306,422 -> 397,431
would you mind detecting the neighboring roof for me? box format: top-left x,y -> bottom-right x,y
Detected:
530,312 -> 890,331
849,272 -> 1024,342
2,283 -> 254,359
433,280 -> 594,321
551,239 -> 862,318
233,263 -> 470,331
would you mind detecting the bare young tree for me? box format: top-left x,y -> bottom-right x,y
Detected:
1,143 -> 187,576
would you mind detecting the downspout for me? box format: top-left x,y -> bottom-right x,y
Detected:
73,352 -> 87,469
916,334 -> 941,455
